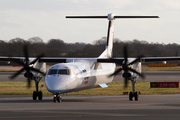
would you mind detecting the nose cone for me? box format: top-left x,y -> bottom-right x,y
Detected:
45,75 -> 73,93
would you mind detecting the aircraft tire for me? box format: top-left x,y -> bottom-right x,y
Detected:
38,91 -> 43,100
134,92 -> 139,101
57,97 -> 62,103
129,92 -> 133,101
33,91 -> 37,100
53,97 -> 57,103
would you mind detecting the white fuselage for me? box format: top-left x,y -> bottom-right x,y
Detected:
45,61 -> 116,94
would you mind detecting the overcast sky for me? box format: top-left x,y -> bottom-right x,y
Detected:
0,0 -> 180,44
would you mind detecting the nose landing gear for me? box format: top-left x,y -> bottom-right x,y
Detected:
53,93 -> 62,103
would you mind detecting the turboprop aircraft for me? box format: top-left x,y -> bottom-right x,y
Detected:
1,13 -> 180,103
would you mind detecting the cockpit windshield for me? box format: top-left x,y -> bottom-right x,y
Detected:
48,69 -> 58,75
58,69 -> 68,75
48,69 -> 74,75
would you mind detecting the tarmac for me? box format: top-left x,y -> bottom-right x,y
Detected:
1,67 -> 180,119
0,94 -> 180,120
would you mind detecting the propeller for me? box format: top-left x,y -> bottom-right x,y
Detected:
109,44 -> 145,88
10,45 -> 45,87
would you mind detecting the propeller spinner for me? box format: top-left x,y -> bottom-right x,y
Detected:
110,44 -> 145,88
10,45 -> 45,87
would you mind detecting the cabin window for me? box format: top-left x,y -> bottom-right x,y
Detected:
48,69 -> 58,75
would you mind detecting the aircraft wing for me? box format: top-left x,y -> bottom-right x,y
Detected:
0,57 -> 29,62
140,57 -> 180,62
0,57 -> 123,64
39,57 -> 180,63
1,56 -> 180,64
0,57 -> 123,63
39,57 -> 124,63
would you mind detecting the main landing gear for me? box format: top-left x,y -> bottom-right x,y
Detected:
32,77 -> 43,100
53,93 -> 62,103
129,79 -> 139,101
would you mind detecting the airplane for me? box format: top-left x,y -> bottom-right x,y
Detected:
1,13 -> 180,103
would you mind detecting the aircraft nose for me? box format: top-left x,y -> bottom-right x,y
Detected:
45,75 -> 72,93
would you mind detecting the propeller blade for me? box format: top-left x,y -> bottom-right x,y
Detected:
129,68 -> 145,79
24,45 -> 29,63
30,53 -> 45,65
128,55 -> 145,65
10,68 -> 25,79
124,72 -> 128,88
27,77 -> 31,88
30,67 -> 46,76
123,44 -> 128,65
108,44 -> 146,88
109,68 -> 123,77
26,71 -> 31,88
9,45 -> 46,88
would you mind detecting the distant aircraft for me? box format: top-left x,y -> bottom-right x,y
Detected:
1,13 -> 180,103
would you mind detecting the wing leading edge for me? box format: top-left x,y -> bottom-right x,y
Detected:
1,56 -> 180,64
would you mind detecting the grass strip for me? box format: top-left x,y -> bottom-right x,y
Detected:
0,81 -> 180,95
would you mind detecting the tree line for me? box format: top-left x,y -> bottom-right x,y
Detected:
0,36 -> 180,58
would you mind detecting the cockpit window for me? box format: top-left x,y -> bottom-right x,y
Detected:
58,69 -> 68,75
48,69 -> 58,75
48,69 -> 74,75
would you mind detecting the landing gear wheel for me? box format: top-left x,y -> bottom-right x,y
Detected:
129,92 -> 133,101
33,91 -> 37,100
38,91 -> 43,100
57,97 -> 62,103
53,94 -> 62,103
134,92 -> 139,101
53,97 -> 57,103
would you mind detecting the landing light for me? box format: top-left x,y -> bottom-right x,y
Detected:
162,61 -> 167,64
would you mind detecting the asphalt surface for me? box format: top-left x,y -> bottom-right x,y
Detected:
0,95 -> 180,120
1,69 -> 180,119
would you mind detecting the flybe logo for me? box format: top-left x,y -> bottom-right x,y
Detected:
83,81 -> 88,84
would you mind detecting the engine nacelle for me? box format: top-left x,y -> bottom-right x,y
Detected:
122,72 -> 139,80
122,72 -> 131,78
24,72 -> 34,78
